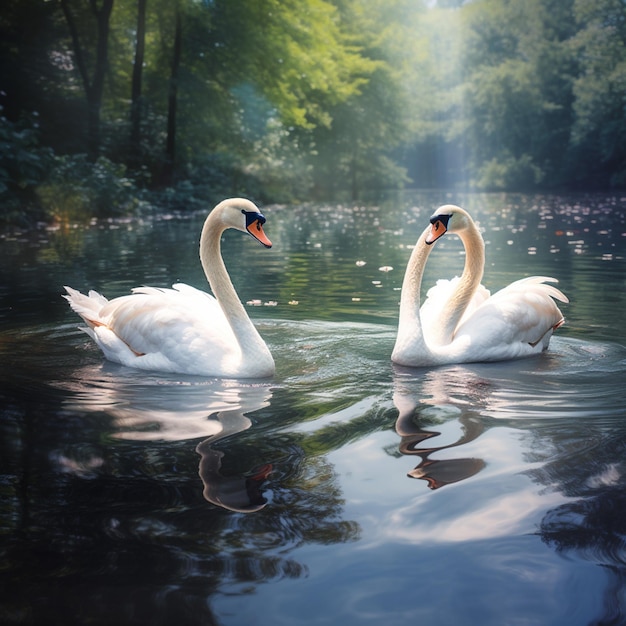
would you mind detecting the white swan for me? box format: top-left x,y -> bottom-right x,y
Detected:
64,198 -> 275,378
392,204 -> 568,366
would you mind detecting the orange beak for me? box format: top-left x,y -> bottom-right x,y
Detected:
247,220 -> 272,248
242,209 -> 272,248
425,218 -> 448,245
250,463 -> 273,481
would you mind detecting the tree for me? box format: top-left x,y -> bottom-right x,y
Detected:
161,6 -> 182,187
460,0 -> 576,189
129,0 -> 147,169
306,0 -> 418,199
376,1 -> 470,189
5,0 -> 626,218
156,0 -> 383,193
60,0 -> 114,158
569,0 -> 626,187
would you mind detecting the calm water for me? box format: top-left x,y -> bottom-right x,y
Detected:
1,191 -> 625,625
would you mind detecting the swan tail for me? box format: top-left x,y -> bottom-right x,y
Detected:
64,287 -> 148,359
63,286 -> 109,328
516,278 -> 569,339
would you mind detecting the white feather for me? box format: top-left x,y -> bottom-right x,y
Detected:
64,198 -> 275,378
392,205 -> 568,366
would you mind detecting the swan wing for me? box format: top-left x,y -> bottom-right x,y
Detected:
106,285 -> 235,361
450,277 -> 567,361
66,284 -> 239,375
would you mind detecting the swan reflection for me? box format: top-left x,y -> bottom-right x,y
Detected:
195,406 -> 273,513
61,365 -> 274,512
393,365 -> 489,489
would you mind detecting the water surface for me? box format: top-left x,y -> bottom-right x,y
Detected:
1,191 -> 625,625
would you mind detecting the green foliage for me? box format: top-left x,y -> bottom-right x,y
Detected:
0,114 -> 53,193
0,113 -> 54,225
448,0 -> 577,189
305,0 -> 416,198
37,155 -> 143,222
569,0 -> 626,186
476,153 -> 544,191
242,119 -> 315,203
1,0 -> 626,226
223,0 -> 378,129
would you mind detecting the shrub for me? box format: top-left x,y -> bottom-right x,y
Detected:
0,111 -> 54,226
37,154 -> 143,222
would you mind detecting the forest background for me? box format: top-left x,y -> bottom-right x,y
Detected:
1,0 -> 625,227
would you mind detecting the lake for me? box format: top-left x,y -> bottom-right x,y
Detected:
1,190 -> 625,625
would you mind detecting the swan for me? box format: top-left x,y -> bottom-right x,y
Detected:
64,198 -> 275,378
392,204 -> 568,366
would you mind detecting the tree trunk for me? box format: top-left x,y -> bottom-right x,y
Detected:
161,8 -> 182,187
60,0 -> 114,159
129,0 -> 147,169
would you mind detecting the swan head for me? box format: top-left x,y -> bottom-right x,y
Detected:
216,198 -> 272,248
426,204 -> 472,245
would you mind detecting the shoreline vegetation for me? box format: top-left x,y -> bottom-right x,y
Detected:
1,0 -> 625,228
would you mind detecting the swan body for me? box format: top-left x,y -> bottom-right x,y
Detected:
64,198 -> 275,378
392,204 -> 568,367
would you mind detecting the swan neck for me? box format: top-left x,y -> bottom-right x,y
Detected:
398,227 -> 430,323
433,222 -> 485,344
199,213 -> 266,352
393,226 -> 433,361
459,223 -> 485,294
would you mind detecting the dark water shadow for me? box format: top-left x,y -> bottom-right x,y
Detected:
0,325 -> 362,625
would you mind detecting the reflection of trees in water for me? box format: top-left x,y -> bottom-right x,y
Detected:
390,358 -> 626,621
529,423 -> 626,623
0,370 -> 361,625
540,491 -> 626,565
526,419 -> 626,563
392,349 -> 626,622
538,488 -> 626,623
1,427 -> 358,624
